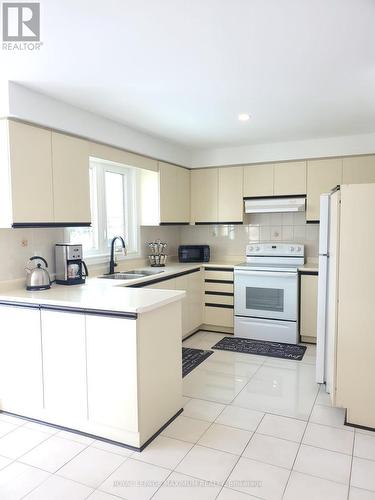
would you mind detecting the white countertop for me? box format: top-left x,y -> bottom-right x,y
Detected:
0,259 -> 318,314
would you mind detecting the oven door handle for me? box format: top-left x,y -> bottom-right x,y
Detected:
234,270 -> 297,278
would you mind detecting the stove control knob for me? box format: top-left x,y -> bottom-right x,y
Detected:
255,246 -> 260,251
296,246 -> 302,252
249,246 -> 254,252
290,246 -> 295,252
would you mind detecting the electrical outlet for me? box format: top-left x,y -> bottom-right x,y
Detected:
21,239 -> 28,247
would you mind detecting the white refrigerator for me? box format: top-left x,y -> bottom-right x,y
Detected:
316,188 -> 340,396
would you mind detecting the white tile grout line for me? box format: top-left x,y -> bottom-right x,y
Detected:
347,431 -> 356,500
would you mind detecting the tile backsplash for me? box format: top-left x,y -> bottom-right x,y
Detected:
0,212 -> 319,283
180,212 -> 319,261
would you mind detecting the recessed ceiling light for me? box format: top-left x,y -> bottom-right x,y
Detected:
238,113 -> 250,121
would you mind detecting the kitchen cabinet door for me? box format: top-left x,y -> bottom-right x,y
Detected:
274,161 -> 307,196
187,270 -> 204,333
159,162 -> 190,224
300,274 -> 318,342
52,132 -> 91,224
0,305 -> 43,414
8,121 -> 54,224
243,164 -> 274,198
174,275 -> 189,336
190,168 -> 218,223
86,315 -> 138,431
41,309 -> 88,419
342,155 -> 375,184
218,166 -> 244,223
306,158 -> 343,221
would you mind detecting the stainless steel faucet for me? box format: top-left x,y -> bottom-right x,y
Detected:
109,236 -> 126,274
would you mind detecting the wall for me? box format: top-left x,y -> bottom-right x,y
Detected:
6,82 -> 191,167
0,228 -> 64,282
180,212 -> 319,261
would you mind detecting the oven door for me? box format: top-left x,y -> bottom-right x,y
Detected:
234,270 -> 297,321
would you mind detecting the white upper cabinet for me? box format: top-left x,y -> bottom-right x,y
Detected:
342,155 -> 375,184
52,132 -> 91,223
306,158 -> 343,221
243,164 -> 274,197
273,161 -> 307,195
218,166 -> 244,222
159,162 -> 190,223
0,120 -> 54,226
190,168 -> 218,223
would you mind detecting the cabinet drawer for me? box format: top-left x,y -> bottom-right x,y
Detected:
204,305 -> 234,328
205,282 -> 234,294
205,293 -> 233,306
204,269 -> 234,282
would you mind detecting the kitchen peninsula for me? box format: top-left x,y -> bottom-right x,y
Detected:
0,278 -> 185,451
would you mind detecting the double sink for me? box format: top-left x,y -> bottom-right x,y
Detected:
99,269 -> 164,280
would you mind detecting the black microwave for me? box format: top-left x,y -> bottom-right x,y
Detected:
178,245 -> 210,263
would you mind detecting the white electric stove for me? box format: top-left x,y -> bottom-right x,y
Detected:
234,243 -> 305,344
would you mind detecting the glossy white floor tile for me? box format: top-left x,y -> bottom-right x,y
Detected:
215,405 -> 264,431
231,363 -> 319,420
309,404 -> 350,430
216,487 -> 260,500
256,413 -> 306,443
227,456 -> 290,499
175,445 -> 238,483
354,432 -> 375,461
55,430 -> 96,445
0,462 -> 50,500
19,436 -> 87,473
132,436 -> 193,470
284,471 -> 348,500
0,421 -> 19,438
349,487 -> 375,499
57,445 -> 125,488
303,422 -> 354,455
23,422 -> 58,435
152,471 -> 221,500
88,490 -> 122,500
99,458 -> 171,500
0,427 -> 50,459
351,457 -> 375,492
90,439 -> 134,457
294,444 -> 352,484
197,423 -> 252,455
0,456 -> 11,471
23,474 -> 93,500
243,433 -> 299,469
183,398 -> 225,422
161,415 -> 211,443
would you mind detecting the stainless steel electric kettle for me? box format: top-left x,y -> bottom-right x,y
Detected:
25,256 -> 51,291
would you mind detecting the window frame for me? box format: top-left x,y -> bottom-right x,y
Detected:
65,157 -> 140,264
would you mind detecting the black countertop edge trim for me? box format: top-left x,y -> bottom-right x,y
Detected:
0,300 -> 40,309
12,222 -> 91,228
205,303 -> 234,309
40,304 -> 138,319
195,221 -> 243,225
129,267 -> 201,287
159,222 -> 190,226
205,291 -> 234,297
243,194 -> 306,200
205,279 -> 234,284
0,408 -> 183,452
306,220 -> 320,224
204,267 -> 234,272
344,409 -> 375,432
298,270 -> 319,276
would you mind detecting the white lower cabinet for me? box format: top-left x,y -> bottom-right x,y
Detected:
86,314 -> 138,432
41,309 -> 88,420
145,270 -> 203,337
0,305 -> 43,414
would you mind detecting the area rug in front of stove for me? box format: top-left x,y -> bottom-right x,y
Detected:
212,336 -> 306,361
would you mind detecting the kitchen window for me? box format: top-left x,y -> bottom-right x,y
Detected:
66,158 -> 139,260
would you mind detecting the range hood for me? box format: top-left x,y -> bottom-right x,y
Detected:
244,196 -> 306,213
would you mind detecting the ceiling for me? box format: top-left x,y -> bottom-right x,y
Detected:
1,0 -> 375,150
